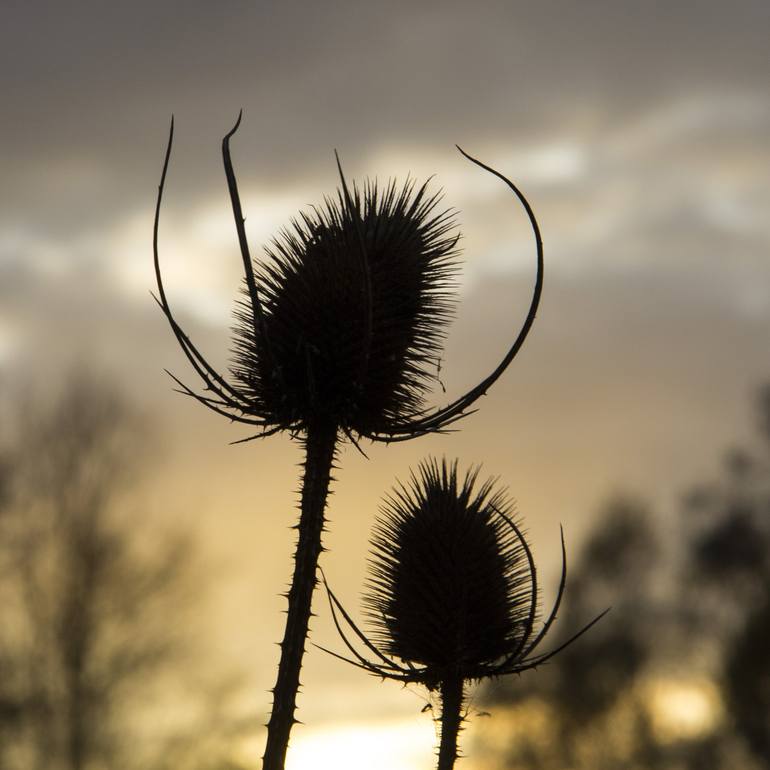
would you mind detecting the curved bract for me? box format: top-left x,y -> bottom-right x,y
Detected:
152,115 -> 543,445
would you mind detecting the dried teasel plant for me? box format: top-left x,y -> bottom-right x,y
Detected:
153,114 -> 543,770
320,459 -> 607,770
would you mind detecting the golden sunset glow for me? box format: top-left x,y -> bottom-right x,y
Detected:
647,678 -> 723,742
284,718 -> 436,770
1,2 -> 768,768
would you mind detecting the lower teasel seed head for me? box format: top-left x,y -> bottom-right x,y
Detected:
365,458 -> 533,682
319,457 -> 607,690
319,459 -> 607,770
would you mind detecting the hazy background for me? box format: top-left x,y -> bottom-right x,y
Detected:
1,1 -> 768,768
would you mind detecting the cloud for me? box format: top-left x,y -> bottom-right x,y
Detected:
2,0 -> 769,238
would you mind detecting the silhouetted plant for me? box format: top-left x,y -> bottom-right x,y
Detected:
153,115 -> 543,770
320,459 -> 604,770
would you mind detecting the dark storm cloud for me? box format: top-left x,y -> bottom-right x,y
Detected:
2,0 -> 769,238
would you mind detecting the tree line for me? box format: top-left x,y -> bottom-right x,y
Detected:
480,384 -> 770,769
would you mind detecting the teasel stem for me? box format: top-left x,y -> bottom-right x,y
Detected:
262,421 -> 338,770
437,674 -> 465,770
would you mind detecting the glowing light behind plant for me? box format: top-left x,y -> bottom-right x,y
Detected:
285,718 -> 436,770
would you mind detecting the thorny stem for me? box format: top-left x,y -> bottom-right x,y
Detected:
262,421 -> 338,770
437,675 -> 465,770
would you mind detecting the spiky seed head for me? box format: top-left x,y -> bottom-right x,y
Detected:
230,179 -> 459,435
363,458 -> 535,684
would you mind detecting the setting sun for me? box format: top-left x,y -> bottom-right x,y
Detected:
285,718 -> 436,770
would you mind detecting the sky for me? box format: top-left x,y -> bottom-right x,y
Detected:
1,1 -> 769,766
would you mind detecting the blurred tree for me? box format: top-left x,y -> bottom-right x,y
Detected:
680,383 -> 770,768
482,496 -> 665,769
553,496 -> 659,728
478,382 -> 770,770
0,374 -> 197,770
723,589 -> 770,763
683,387 -> 770,605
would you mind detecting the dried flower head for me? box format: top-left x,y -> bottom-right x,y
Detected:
321,458 -> 606,689
152,113 -> 543,445
230,175 -> 459,436
367,459 -> 534,681
320,459 -> 607,770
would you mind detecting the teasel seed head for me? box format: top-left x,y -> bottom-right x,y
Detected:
153,114 -> 544,446
366,458 -> 531,681
319,458 -> 608,690
229,179 -> 460,436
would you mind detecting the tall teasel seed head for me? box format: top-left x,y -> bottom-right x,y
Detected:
366,459 -> 531,679
153,114 -> 544,445
230,180 -> 460,435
